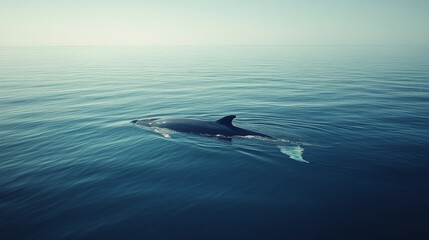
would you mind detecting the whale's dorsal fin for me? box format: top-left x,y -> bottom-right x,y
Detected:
216,115 -> 236,127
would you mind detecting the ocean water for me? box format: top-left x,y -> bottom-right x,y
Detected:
1,46 -> 428,239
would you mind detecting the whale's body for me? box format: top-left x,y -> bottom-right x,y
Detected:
131,115 -> 272,138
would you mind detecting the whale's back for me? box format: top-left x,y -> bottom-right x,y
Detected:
132,115 -> 272,138
150,118 -> 235,136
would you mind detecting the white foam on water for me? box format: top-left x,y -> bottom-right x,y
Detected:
152,127 -> 175,138
132,122 -> 176,138
239,135 -> 278,142
277,145 -> 309,163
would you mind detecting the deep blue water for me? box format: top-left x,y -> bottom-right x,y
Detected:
1,46 -> 429,239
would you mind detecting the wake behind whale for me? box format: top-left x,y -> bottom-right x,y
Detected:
131,115 -> 307,163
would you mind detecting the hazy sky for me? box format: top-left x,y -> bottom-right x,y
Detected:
1,0 -> 428,45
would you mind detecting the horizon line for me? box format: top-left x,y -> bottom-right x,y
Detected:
1,43 -> 429,47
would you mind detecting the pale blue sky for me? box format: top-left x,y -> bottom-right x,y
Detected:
1,0 -> 428,45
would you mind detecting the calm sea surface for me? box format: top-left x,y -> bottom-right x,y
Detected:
1,46 -> 428,239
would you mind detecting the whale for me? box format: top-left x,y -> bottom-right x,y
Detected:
131,115 -> 272,139
131,115 -> 308,163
